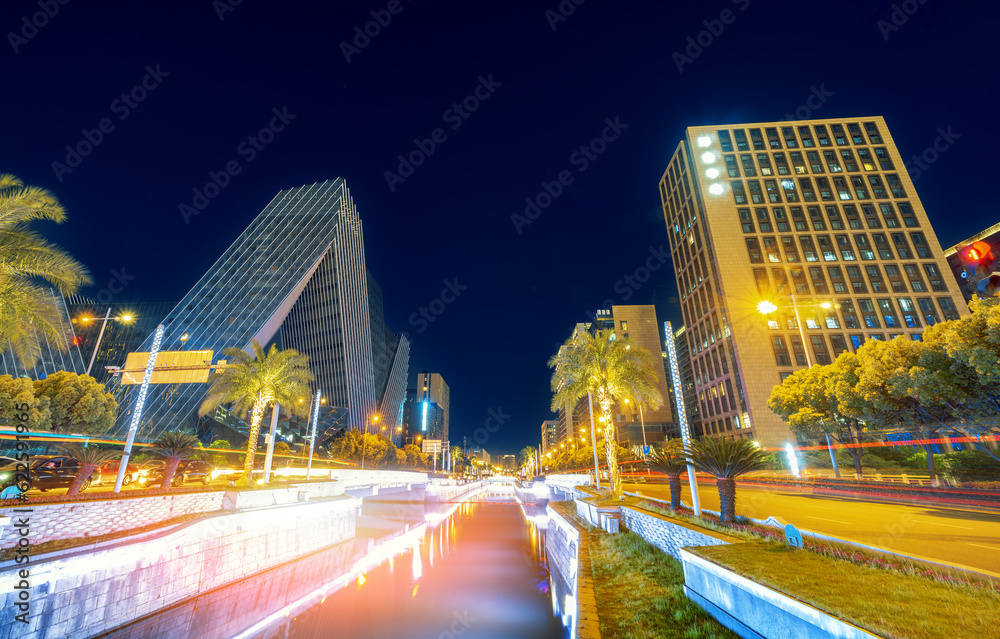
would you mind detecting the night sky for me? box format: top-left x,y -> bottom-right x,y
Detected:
3,0 -> 998,455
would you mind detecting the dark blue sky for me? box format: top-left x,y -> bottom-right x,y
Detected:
3,0 -> 998,454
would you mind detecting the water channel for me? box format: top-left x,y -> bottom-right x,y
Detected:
99,484 -> 571,639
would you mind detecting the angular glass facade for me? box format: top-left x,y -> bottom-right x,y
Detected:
0,289 -> 86,379
109,179 -> 409,442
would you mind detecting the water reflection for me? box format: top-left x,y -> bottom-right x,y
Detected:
280,491 -> 567,639
102,487 -> 569,639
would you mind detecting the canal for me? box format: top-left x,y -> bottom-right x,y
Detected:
100,486 -> 570,639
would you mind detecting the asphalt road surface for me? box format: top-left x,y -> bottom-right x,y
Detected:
624,480 -> 1000,576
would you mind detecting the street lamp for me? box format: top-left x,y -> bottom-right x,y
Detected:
82,309 -> 135,376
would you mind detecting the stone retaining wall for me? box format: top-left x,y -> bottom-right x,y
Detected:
619,506 -> 730,561
1,495 -> 360,639
0,491 -> 225,550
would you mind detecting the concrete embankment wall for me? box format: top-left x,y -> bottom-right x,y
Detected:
546,505 -> 600,639
2,495 -> 360,639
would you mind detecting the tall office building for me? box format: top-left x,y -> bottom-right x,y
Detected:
943,223 -> 1000,304
540,420 -> 558,455
109,179 -> 409,442
659,117 -> 967,448
414,372 -> 450,443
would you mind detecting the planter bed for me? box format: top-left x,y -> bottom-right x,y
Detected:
685,542 -> 1000,639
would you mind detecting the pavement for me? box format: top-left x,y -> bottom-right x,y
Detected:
623,479 -> 1000,576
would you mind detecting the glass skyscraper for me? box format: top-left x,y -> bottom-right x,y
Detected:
110,179 -> 409,442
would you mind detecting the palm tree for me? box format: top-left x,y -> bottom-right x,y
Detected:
151,432 -> 201,489
645,440 -> 687,509
0,174 -> 91,369
519,445 -> 537,477
686,437 -> 769,524
198,340 -> 314,484
58,444 -> 120,496
549,329 -> 663,496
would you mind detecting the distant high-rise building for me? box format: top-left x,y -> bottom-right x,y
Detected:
109,179 -> 409,442
415,372 -> 449,442
659,117 -> 967,447
943,222 -> 1000,304
541,420 -> 558,455
499,454 -> 516,471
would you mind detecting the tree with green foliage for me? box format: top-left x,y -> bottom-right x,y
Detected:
686,437 -> 769,524
549,329 -> 663,496
151,432 -> 201,489
273,441 -> 291,458
768,357 -> 866,479
0,174 -> 92,370
198,340 -> 313,484
0,375 -> 51,430
402,444 -> 427,469
645,439 -> 687,509
519,445 -> 537,476
33,371 -> 116,434
58,443 -> 120,495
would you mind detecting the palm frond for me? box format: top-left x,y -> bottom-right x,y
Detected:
151,431 -> 201,457
57,443 -> 122,465
686,437 -> 769,479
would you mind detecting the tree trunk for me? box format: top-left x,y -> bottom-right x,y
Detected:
597,390 -> 620,496
847,429 -> 863,479
668,474 -> 681,510
67,463 -> 98,496
161,456 -> 181,490
924,430 -> 939,487
243,397 -> 270,482
717,477 -> 736,524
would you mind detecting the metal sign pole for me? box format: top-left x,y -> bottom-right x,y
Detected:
664,321 -> 700,517
114,324 -> 164,493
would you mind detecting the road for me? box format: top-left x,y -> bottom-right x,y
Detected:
623,479 -> 1000,575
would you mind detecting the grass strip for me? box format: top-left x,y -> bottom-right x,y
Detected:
691,542 -> 1000,639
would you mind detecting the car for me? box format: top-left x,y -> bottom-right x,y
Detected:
96,460 -> 140,486
144,459 -> 215,487
0,456 -> 102,493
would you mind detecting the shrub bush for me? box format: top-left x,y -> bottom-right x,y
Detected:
942,450 -> 1000,481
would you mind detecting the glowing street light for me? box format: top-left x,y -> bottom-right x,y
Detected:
757,300 -> 778,315
84,308 -> 135,376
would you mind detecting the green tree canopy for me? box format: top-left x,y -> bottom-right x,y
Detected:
33,371 -> 116,434
549,328 -> 663,495
198,340 -> 314,483
0,374 -> 51,430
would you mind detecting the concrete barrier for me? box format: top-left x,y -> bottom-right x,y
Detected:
680,549 -> 879,639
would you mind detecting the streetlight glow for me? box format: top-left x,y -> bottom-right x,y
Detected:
757,300 -> 778,315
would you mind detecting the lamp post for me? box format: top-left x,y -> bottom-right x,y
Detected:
84,309 -> 134,376
114,324 -> 162,493
587,391 -> 600,489
361,414 -> 379,470
306,389 -> 322,480
664,321 -> 700,516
